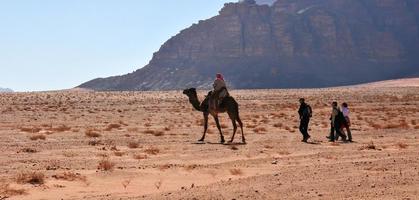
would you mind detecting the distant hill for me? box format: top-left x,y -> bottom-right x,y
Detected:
0,87 -> 13,93
352,78 -> 419,88
80,0 -> 419,91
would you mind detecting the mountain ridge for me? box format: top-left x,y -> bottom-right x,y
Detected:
0,87 -> 13,93
79,0 -> 419,91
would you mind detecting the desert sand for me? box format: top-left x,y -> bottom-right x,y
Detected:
0,83 -> 418,200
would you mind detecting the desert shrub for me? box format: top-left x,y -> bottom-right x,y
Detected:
229,168 -> 243,176
144,130 -> 164,136
253,127 -> 267,134
144,147 -> 160,155
85,129 -> 101,138
29,134 -> 46,141
15,171 -> 45,185
128,141 -> 139,149
113,151 -> 125,157
359,141 -> 377,150
20,127 -> 41,133
396,142 -> 408,149
127,127 -> 138,132
104,123 -> 121,131
20,148 -> 38,153
97,159 -> 115,171
52,172 -> 86,182
133,154 -> 147,160
0,183 -> 26,196
50,125 -> 71,132
88,140 -> 103,146
273,123 -> 283,128
383,121 -> 409,129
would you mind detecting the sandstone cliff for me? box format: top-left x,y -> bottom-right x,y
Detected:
80,0 -> 419,90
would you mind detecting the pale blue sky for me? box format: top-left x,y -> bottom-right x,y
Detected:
0,0 -> 232,91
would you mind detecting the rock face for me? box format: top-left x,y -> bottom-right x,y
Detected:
80,0 -> 419,91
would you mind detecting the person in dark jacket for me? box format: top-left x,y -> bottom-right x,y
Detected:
298,98 -> 312,142
328,101 -> 347,142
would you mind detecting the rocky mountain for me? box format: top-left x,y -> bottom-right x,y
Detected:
79,0 -> 419,91
0,87 -> 13,93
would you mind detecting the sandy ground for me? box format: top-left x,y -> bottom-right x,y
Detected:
0,84 -> 418,200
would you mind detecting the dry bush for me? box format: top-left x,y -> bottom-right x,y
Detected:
0,183 -> 26,196
20,148 -> 38,153
221,123 -> 228,128
396,142 -> 408,149
122,179 -> 131,189
128,141 -> 139,149
88,140 -> 103,146
229,168 -> 243,176
133,154 -> 147,160
184,164 -> 198,172
50,125 -> 71,132
144,130 -> 164,136
260,119 -> 270,124
383,121 -> 409,129
119,120 -> 129,126
164,126 -> 171,131
127,127 -> 139,132
246,124 -> 257,129
144,123 -> 152,127
114,151 -> 125,157
277,150 -> 291,155
273,123 -> 283,128
29,134 -> 46,141
253,127 -> 267,134
85,129 -> 101,138
20,127 -> 41,133
359,141 -> 377,150
52,172 -> 86,182
144,147 -> 160,155
97,159 -> 115,171
105,123 -> 121,131
62,151 -> 77,157
154,180 -> 162,190
158,164 -> 171,171
15,171 -> 45,185
414,125 -> 419,129
370,122 -> 382,129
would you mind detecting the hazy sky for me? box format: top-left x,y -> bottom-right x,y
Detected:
0,0 -> 232,91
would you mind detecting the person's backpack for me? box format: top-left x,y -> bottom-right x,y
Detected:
303,105 -> 312,118
307,105 -> 312,117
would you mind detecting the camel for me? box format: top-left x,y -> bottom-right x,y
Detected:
183,88 -> 245,144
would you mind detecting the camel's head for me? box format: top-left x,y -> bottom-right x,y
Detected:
183,88 -> 197,97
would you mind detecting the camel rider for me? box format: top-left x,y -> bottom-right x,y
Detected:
212,73 -> 229,108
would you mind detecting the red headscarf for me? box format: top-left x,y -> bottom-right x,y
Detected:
216,73 -> 224,81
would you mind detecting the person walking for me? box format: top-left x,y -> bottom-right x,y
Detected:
298,98 -> 312,142
341,102 -> 352,142
328,101 -> 347,142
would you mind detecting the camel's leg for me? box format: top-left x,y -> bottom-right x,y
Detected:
228,112 -> 237,143
236,115 -> 245,144
199,112 -> 209,142
213,115 -> 225,144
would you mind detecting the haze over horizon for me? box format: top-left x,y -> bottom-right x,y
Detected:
0,0 -> 234,92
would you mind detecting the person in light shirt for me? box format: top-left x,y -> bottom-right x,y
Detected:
340,102 -> 352,142
211,73 -> 229,109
